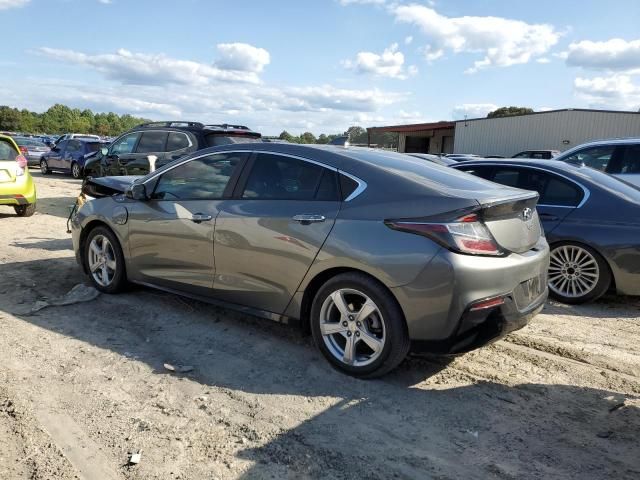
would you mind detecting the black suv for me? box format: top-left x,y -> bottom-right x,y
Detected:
83,121 -> 261,177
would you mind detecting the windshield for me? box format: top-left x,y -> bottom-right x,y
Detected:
0,139 -> 18,160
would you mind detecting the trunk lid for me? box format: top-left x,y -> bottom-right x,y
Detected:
479,192 -> 541,254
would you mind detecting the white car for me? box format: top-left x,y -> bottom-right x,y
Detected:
555,138 -> 640,187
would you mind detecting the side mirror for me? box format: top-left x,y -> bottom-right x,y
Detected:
126,183 -> 147,201
101,147 -> 109,156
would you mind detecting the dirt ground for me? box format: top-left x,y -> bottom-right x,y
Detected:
0,171 -> 639,480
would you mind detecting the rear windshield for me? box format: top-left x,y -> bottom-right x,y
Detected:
0,139 -> 18,160
569,163 -> 640,204
14,138 -> 46,147
205,134 -> 262,147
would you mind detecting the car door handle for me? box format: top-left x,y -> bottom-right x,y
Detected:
292,214 -> 326,224
191,213 -> 213,223
539,213 -> 559,221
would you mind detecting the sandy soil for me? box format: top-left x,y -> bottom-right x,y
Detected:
0,171 -> 639,480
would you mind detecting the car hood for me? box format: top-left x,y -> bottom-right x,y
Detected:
82,175 -> 139,197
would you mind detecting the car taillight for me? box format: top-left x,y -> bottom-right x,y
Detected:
16,154 -> 28,175
385,213 -> 503,256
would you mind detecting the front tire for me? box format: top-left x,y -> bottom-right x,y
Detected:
14,203 -> 36,217
84,226 -> 127,293
310,272 -> 410,378
40,159 -> 50,174
548,242 -> 611,304
71,162 -> 82,179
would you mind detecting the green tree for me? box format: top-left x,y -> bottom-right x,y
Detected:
300,132 -> 316,144
317,133 -> 329,144
278,130 -> 296,143
487,106 -> 534,118
346,126 -> 367,144
0,106 -> 21,131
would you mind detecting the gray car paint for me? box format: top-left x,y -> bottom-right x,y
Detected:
72,144 -> 550,350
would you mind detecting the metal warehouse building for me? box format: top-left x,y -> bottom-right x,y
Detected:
368,109 -> 640,157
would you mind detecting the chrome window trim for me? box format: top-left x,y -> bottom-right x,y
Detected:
134,129 -> 193,156
165,131 -> 194,153
455,163 -> 591,209
339,170 -> 368,202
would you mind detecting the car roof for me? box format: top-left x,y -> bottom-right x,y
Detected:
132,121 -> 260,136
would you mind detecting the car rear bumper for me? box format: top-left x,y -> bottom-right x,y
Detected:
392,238 -> 550,352
0,175 -> 36,205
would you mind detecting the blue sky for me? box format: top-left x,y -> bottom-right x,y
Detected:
1,0 -> 640,134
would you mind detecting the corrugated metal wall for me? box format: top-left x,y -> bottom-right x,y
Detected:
453,110 -> 640,156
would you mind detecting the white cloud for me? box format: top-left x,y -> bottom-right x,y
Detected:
343,43 -> 415,79
565,39 -> 640,73
574,74 -> 640,110
37,46 -> 267,85
392,5 -> 560,73
98,0 -> 112,4
404,36 -> 413,45
0,0 -> 29,9
214,43 -> 270,73
452,103 -> 498,119
536,57 -> 551,64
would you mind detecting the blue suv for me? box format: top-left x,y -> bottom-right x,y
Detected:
40,139 -> 104,178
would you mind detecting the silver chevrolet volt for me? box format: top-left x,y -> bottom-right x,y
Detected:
71,143 -> 549,377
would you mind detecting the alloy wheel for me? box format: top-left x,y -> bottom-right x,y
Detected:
319,288 -> 386,367
72,163 -> 81,178
548,245 -> 599,298
88,235 -> 117,287
40,160 -> 48,174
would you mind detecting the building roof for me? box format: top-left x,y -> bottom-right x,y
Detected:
367,121 -> 455,134
457,108 -> 640,124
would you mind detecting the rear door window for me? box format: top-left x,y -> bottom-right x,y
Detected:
562,145 -> 615,171
241,153 -> 336,200
166,132 -> 191,152
490,167 -> 583,207
66,140 -> 82,154
617,144 -> 640,174
136,131 -> 169,154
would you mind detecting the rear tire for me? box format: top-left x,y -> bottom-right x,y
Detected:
310,272 -> 410,378
71,162 -> 82,179
84,226 -> 127,294
14,203 -> 36,217
40,159 -> 50,175
548,242 -> 611,304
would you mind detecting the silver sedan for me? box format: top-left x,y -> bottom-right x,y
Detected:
71,144 -> 549,377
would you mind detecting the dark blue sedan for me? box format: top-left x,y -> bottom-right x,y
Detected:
453,159 -> 640,304
40,139 -> 104,179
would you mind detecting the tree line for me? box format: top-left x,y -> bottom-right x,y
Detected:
0,104 -> 150,136
0,103 -> 400,146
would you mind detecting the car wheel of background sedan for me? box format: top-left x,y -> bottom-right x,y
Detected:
548,242 -> 611,304
310,272 -> 410,378
40,159 -> 50,174
85,226 -> 127,294
14,203 -> 36,217
71,162 -> 81,179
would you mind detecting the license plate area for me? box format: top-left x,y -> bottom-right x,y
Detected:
514,272 -> 546,309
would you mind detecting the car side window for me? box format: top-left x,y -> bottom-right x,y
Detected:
54,140 -> 67,153
66,140 -> 81,154
563,145 -> 614,171
110,133 -> 140,155
136,131 -> 169,154
166,132 -> 191,152
456,165 -> 494,180
490,167 -> 583,207
151,152 -> 248,201
241,153 -> 336,201
618,144 -> 640,174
